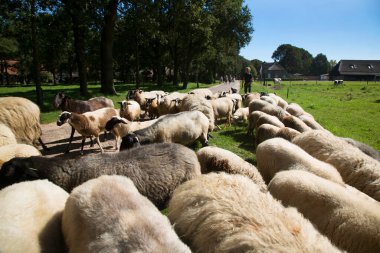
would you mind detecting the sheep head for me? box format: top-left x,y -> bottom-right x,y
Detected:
57,111 -> 72,126
0,157 -> 39,189
120,133 -> 140,150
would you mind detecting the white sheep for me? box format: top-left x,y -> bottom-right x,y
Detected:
260,95 -> 277,105
105,116 -> 163,150
0,143 -> 41,166
286,102 -> 313,118
56,107 -> 118,154
0,123 -> 17,147
341,137 -> 380,162
118,100 -> 141,121
256,123 -> 300,145
242,92 -> 260,107
247,110 -> 267,135
207,96 -> 234,127
0,97 -> 48,150
282,115 -> 312,132
269,170 -> 380,253
0,180 -> 68,253
196,146 -> 267,191
232,107 -> 249,124
188,88 -> 213,98
120,110 -> 209,149
298,114 -> 326,130
157,92 -> 185,116
180,93 -> 215,132
248,99 -> 290,120
168,173 -> 342,253
269,93 -> 288,109
292,130 -> 380,201
62,175 -> 191,253
273,77 -> 282,85
255,112 -> 285,130
256,138 -> 344,184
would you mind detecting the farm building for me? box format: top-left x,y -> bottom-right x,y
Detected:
260,62 -> 287,79
330,60 -> 380,81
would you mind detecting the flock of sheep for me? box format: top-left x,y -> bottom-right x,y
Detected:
0,81 -> 380,253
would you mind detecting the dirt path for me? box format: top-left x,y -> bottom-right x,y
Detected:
39,80 -> 242,158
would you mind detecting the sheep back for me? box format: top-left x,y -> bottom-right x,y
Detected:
282,115 -> 312,132
168,173 -> 342,253
0,143 -> 201,209
180,94 -> 215,131
196,146 -> 267,191
0,97 -> 42,146
292,130 -> 380,201
0,143 -> 41,167
0,123 -> 17,147
269,170 -> 380,253
0,180 -> 68,253
62,175 -> 191,253
256,138 -> 344,184
341,137 -> 380,162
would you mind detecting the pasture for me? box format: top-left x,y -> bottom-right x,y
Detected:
0,80 -> 379,166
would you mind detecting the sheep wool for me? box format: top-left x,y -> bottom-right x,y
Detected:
196,146 -> 267,191
0,180 -> 68,253
62,175 -> 191,253
292,130 -> 380,201
269,170 -> 380,253
180,93 -> 215,131
168,173 -> 342,253
256,138 -> 344,184
0,97 -> 42,146
0,123 -> 17,147
0,143 -> 41,167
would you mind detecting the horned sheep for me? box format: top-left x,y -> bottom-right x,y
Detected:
0,123 -> 17,147
0,180 -> 68,253
120,111 -> 209,149
256,138 -> 344,184
168,173 -> 342,253
56,107 -> 118,154
269,170 -> 380,253
292,130 -> 380,201
62,175 -> 191,253
0,96 -> 48,150
196,146 -> 267,191
0,143 -> 201,209
180,93 -> 215,131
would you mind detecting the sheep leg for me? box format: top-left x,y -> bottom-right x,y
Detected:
95,136 -> 104,153
89,137 -> 94,147
65,127 -> 76,153
38,137 -> 50,151
80,137 -> 86,155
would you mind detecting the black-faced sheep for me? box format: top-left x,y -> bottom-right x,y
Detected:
62,175 -> 191,253
180,93 -> 215,131
0,123 -> 17,147
196,146 -> 267,191
105,116 -> 163,150
0,143 -> 201,209
269,170 -> 380,253
292,130 -> 380,201
56,108 -> 118,154
168,173 -> 342,253
0,96 -> 48,150
0,143 -> 41,167
256,138 -> 343,185
118,100 -> 141,121
0,180 -> 68,253
120,110 -> 209,150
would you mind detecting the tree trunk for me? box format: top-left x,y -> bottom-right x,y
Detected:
71,10 -> 88,96
100,0 -> 118,95
154,41 -> 163,87
134,44 -> 140,89
30,0 -> 43,106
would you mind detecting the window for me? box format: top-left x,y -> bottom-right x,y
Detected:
368,64 -> 374,69
349,64 -> 357,69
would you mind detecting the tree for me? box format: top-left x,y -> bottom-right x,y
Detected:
272,44 -> 312,74
310,53 -> 330,75
100,0 -> 118,95
250,59 -> 262,77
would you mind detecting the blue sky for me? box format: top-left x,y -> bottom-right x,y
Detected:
239,0 -> 380,62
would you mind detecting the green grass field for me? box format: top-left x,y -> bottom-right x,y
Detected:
0,80 -> 379,165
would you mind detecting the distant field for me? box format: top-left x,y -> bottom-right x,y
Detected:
0,80 -> 379,164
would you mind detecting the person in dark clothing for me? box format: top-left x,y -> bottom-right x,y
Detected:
243,67 -> 253,93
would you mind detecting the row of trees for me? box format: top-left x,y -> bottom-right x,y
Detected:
0,0 -> 253,105
249,44 -> 337,78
